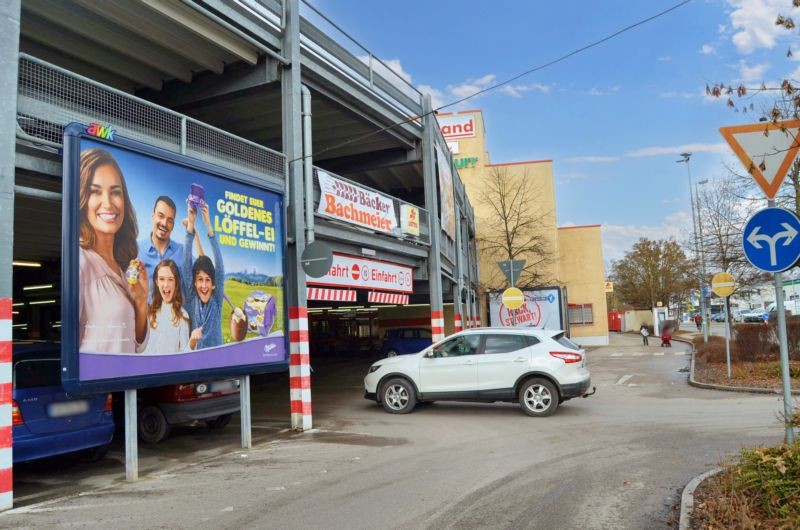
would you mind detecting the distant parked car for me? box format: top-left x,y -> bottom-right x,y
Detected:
711,312 -> 726,322
380,328 -> 433,357
741,309 -> 767,323
132,379 -> 241,444
13,342 -> 114,463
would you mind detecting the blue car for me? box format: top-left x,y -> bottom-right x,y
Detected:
12,343 -> 114,463
381,328 -> 433,357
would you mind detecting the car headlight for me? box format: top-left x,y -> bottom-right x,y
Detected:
368,364 -> 382,374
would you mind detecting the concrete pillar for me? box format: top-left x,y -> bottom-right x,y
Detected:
281,0 -> 311,431
0,0 -> 20,511
422,97 -> 444,342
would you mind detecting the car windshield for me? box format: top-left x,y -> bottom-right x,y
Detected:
552,332 -> 581,351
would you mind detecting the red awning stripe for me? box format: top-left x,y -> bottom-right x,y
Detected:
306,288 -> 357,302
367,291 -> 409,304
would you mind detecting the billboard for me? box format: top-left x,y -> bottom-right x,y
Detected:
488,287 -> 565,330
436,145 -> 456,239
61,123 -> 288,393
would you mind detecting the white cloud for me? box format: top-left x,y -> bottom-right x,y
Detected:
600,211 -> 693,262
557,171 -> 590,184
587,87 -> 604,96
700,44 -> 716,55
565,155 -> 619,163
718,24 -> 729,36
658,56 -> 672,62
418,84 -> 445,109
498,83 -> 553,97
660,91 -> 695,98
728,0 -> 797,54
738,60 -> 768,82
625,143 -> 729,158
447,74 -> 497,100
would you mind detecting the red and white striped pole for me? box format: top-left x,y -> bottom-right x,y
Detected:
454,313 -> 463,333
0,298 -> 12,508
431,310 -> 445,342
476,315 -> 482,328
288,307 -> 312,431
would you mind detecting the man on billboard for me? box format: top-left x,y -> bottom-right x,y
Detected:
137,196 -> 184,297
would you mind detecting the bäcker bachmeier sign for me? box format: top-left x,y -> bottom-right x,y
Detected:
316,170 -> 399,235
306,253 -> 413,294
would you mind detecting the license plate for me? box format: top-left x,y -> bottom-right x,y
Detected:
48,400 -> 89,418
210,380 -> 239,392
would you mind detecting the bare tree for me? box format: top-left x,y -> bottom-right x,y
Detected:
477,166 -> 555,289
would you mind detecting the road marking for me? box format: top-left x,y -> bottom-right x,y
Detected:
611,353 -> 623,357
674,352 -> 686,356
615,374 -> 634,385
633,352 -> 646,356
654,352 -> 664,356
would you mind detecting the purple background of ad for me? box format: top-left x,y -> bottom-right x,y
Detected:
80,335 -> 285,380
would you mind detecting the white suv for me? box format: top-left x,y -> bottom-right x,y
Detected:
364,328 -> 594,416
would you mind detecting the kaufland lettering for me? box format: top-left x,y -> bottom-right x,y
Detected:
439,115 -> 476,139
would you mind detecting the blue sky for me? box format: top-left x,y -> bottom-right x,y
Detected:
311,0 -> 800,265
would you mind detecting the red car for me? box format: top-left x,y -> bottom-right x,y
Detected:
116,378 -> 240,444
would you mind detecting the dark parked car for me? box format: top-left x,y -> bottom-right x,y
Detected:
134,378 -> 241,444
12,342 -> 114,463
381,328 -> 433,357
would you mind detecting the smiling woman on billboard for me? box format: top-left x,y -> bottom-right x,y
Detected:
78,148 -> 149,353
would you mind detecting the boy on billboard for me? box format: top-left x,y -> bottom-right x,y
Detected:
183,203 -> 226,350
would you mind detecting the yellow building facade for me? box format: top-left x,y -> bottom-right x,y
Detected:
438,110 -> 609,345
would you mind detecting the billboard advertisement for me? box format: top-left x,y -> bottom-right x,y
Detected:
61,123 -> 287,393
436,145 -> 456,239
488,287 -> 565,330
306,253 -> 413,293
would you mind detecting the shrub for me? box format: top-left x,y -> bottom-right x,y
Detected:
734,323 -> 776,361
733,442 -> 800,521
695,335 -> 729,364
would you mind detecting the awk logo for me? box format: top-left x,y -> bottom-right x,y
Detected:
87,122 -> 116,141
351,264 -> 360,281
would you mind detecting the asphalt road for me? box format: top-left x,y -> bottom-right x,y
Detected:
3,334 -> 787,529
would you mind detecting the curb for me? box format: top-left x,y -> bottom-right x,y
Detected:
679,467 -> 723,530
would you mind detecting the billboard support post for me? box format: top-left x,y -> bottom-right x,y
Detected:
240,377 -> 252,448
124,389 -> 138,481
283,0 -> 312,431
0,0 -> 20,511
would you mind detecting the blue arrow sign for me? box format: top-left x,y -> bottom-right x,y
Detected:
742,207 -> 800,272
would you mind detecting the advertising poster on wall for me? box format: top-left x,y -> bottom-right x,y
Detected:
435,145 -> 456,239
61,123 -> 287,392
316,170 -> 399,235
488,287 -> 564,330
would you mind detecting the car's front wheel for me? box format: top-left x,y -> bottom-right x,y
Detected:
519,378 -> 559,417
380,378 -> 416,414
139,406 -> 171,444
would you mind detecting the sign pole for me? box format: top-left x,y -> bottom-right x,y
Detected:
724,297 -> 731,378
769,200 -> 795,444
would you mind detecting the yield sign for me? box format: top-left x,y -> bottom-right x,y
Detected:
719,120 -> 800,199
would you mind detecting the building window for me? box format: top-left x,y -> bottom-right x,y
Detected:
568,303 -> 593,325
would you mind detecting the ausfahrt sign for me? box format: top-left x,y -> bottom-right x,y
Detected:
306,253 -> 413,293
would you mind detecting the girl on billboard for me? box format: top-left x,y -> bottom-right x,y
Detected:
142,259 -> 190,353
182,203 -> 225,350
78,148 -> 149,353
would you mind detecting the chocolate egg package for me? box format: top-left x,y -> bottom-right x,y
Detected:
244,291 -> 277,337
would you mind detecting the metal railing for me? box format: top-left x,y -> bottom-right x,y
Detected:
16,54 -> 285,185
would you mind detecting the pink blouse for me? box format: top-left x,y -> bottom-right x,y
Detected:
79,247 -> 144,353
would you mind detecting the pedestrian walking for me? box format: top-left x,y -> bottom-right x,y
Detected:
694,313 -> 702,331
639,324 -> 649,346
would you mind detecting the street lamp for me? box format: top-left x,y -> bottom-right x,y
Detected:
677,153 -> 709,342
